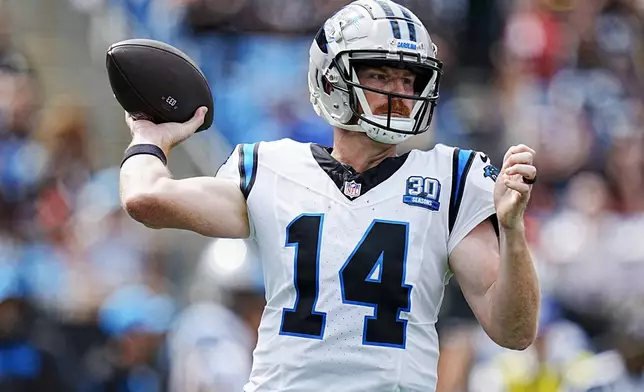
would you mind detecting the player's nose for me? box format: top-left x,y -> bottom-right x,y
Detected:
388,77 -> 411,96
387,79 -> 404,95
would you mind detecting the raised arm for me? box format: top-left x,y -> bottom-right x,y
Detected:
119,108 -> 250,238
447,146 -> 540,350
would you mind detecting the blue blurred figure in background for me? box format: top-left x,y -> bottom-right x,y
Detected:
79,284 -> 176,392
0,263 -> 66,392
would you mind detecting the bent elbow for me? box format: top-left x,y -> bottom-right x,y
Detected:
122,191 -> 162,227
496,331 -> 537,351
503,337 -> 535,351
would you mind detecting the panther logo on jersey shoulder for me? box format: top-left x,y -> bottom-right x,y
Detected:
403,176 -> 441,211
483,165 -> 499,182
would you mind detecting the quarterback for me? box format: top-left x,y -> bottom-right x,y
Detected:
119,1 -> 540,391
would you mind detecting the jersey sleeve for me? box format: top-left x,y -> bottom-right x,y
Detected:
446,148 -> 499,255
215,143 -> 261,238
215,143 -> 260,200
214,145 -> 241,182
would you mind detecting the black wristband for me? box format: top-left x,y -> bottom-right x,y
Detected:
121,144 -> 167,167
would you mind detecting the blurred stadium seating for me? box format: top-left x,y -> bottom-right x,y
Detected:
0,0 -> 643,390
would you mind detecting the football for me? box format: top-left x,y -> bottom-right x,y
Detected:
106,38 -> 214,132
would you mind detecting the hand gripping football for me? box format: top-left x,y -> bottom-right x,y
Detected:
106,38 -> 214,132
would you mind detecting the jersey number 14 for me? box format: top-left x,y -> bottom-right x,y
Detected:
279,214 -> 412,349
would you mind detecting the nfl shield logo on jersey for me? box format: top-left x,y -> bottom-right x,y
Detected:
343,180 -> 362,198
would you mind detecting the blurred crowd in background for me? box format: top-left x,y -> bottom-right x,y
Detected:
1,0 -> 643,391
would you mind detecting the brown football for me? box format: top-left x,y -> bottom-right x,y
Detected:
106,38 -> 214,132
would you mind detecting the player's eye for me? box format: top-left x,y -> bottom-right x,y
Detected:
402,77 -> 414,86
370,73 -> 388,82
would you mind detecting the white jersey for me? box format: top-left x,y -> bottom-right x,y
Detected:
216,139 -> 497,392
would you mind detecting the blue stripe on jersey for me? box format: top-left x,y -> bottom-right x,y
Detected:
397,6 -> 417,42
237,143 -> 260,199
242,144 -> 254,189
455,149 -> 471,193
375,1 -> 402,39
448,148 -> 477,233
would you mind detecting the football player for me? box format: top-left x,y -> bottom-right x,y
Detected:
119,1 -> 540,391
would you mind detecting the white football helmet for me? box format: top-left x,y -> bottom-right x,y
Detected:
308,0 -> 443,144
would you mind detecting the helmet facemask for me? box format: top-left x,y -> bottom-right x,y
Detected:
327,49 -> 442,144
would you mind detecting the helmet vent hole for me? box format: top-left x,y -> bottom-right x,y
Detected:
323,77 -> 333,95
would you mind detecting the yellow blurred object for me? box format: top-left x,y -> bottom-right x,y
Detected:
506,365 -> 561,392
488,349 -> 563,392
543,0 -> 575,11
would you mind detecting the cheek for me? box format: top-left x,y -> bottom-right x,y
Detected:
363,90 -> 385,108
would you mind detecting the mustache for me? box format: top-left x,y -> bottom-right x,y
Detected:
373,100 -> 411,117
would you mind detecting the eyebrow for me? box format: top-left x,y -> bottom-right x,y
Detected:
365,67 -> 415,78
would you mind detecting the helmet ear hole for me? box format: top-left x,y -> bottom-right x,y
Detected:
323,77 -> 333,95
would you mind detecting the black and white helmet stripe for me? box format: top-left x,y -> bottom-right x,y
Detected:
395,4 -> 417,42
373,0 -> 402,39
372,0 -> 418,42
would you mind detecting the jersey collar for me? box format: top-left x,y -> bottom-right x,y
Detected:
310,143 -> 409,200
